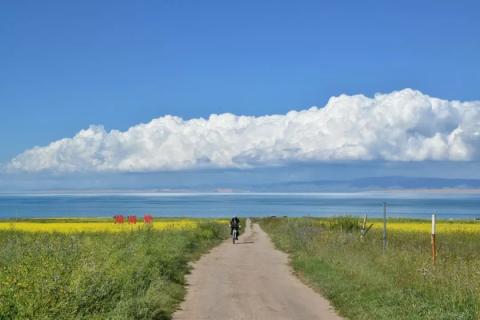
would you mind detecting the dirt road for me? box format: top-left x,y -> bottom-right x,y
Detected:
173,219 -> 342,320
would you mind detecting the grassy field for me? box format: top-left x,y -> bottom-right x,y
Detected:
258,217 -> 480,320
0,218 -> 230,320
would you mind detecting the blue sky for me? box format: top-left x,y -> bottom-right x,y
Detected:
1,1 -> 480,191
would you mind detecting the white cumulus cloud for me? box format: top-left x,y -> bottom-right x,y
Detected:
7,89 -> 480,173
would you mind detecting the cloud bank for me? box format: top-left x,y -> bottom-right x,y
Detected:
7,89 -> 480,173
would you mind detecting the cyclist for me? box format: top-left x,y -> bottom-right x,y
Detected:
230,215 -> 240,240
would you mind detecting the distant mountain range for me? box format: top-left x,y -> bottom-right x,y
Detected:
3,176 -> 480,194
251,176 -> 480,192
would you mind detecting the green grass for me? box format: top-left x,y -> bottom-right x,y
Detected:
0,221 -> 228,320
258,217 -> 480,320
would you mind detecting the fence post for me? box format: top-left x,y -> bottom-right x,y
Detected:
383,202 -> 387,253
361,213 -> 367,240
431,213 -> 436,265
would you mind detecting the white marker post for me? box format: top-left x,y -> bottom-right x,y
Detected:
431,213 -> 436,265
383,202 -> 387,253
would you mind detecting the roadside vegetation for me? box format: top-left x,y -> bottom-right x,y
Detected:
0,219 -> 229,320
258,217 -> 480,320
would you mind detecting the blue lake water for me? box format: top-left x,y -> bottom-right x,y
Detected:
1,192 -> 480,220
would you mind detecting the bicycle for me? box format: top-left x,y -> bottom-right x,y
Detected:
231,224 -> 241,244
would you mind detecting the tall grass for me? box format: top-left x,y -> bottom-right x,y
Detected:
0,222 -> 228,320
259,217 -> 480,320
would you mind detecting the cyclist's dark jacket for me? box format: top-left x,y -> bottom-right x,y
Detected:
230,217 -> 240,228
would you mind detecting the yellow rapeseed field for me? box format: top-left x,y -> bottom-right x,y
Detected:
373,221 -> 480,233
0,219 -> 203,233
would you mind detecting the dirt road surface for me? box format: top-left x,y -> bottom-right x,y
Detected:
173,219 -> 342,320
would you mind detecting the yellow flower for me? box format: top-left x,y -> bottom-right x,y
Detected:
373,221 -> 480,233
0,219 -> 205,233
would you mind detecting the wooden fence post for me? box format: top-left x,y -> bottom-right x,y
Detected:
360,213 -> 373,240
